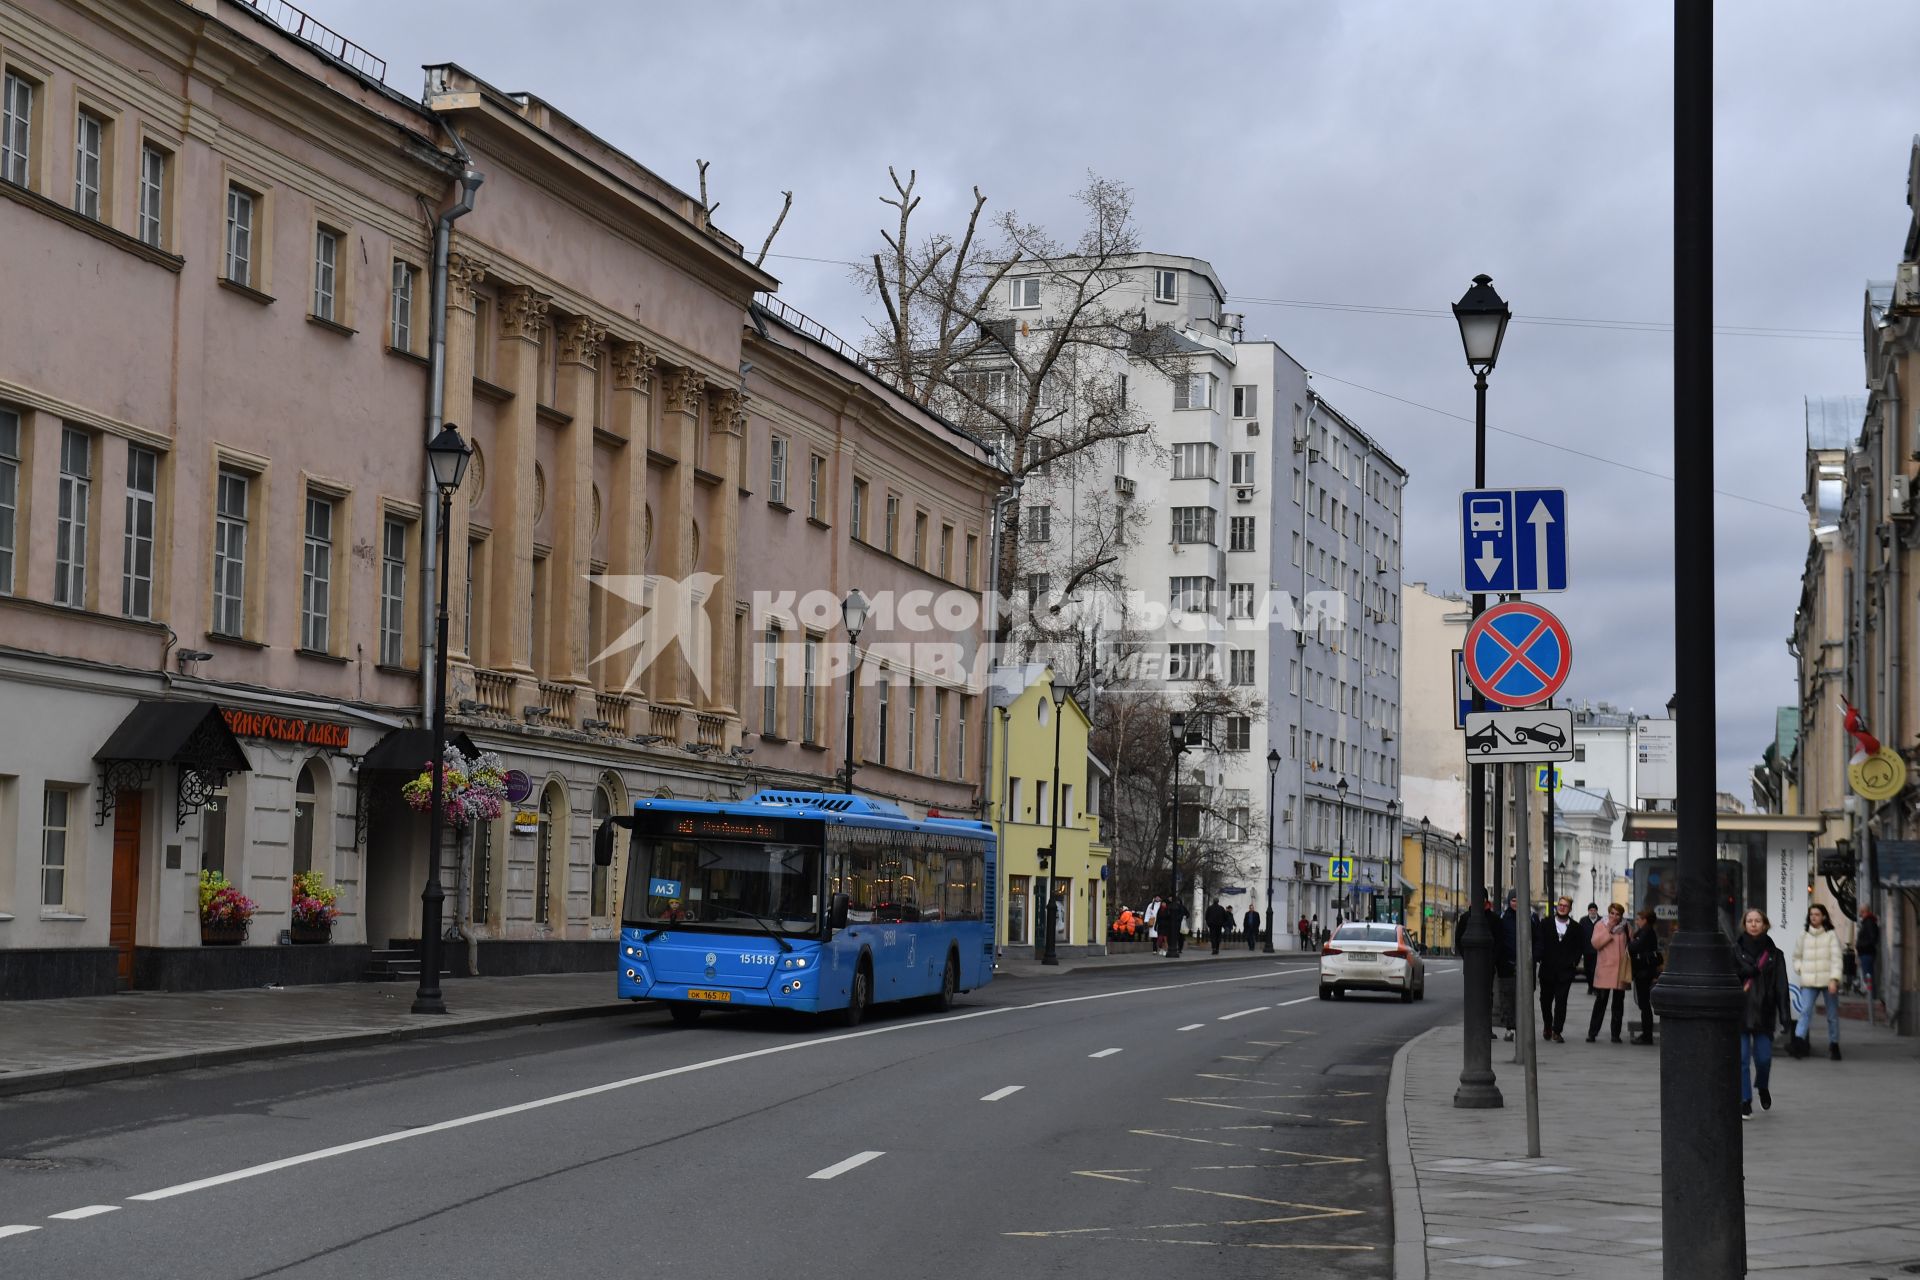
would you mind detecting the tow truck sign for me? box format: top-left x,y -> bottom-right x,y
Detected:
1462,708 -> 1575,763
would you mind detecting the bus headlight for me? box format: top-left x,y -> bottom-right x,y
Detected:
781,956 -> 809,970
624,968 -> 637,980
624,945 -> 646,960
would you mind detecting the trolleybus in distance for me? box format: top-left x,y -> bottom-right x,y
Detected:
595,790 -> 995,1025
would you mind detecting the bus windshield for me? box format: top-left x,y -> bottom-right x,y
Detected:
625,836 -> 821,934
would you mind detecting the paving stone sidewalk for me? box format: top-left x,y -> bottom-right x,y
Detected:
1389,1014 -> 1920,1277
0,938 -> 1301,1099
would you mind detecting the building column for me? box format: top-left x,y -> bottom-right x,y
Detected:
491,285 -> 547,700
443,251 -> 485,681
649,366 -> 704,723
604,340 -> 655,703
550,316 -> 607,720
706,389 -> 746,732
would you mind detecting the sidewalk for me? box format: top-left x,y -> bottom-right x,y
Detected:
0,937 -> 1298,1099
1388,1011 -> 1920,1277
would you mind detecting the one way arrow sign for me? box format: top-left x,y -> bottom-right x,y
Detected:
1461,488 -> 1569,594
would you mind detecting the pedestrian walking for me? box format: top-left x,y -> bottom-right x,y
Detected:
1242,904 -> 1261,951
1579,902 -> 1602,989
1161,898 -> 1186,957
1144,897 -> 1162,954
1628,908 -> 1661,1044
1205,898 -> 1230,954
1495,893 -> 1519,1040
1534,896 -> 1585,1043
1789,902 -> 1845,1060
1736,908 -> 1792,1119
1298,915 -> 1312,951
1856,909 -> 1881,1005
1585,903 -> 1631,1042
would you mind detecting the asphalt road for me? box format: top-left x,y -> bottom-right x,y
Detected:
0,957 -> 1458,1279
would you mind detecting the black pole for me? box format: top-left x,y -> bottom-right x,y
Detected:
839,635 -> 860,793
1546,762 -> 1557,901
1264,759 -> 1277,952
1337,785 -> 1347,922
412,487 -> 454,1015
1043,694 -> 1063,965
1454,365 -> 1502,1108
1167,732 -> 1183,957
1654,4 -> 1744,1273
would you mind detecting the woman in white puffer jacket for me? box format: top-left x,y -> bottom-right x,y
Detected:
1790,903 -> 1845,1060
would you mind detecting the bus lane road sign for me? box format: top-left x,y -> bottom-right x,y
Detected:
1461,488 -> 1569,594
1464,600 -> 1573,707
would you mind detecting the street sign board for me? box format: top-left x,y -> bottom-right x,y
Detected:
1329,857 -> 1353,884
1461,488 -> 1569,594
1463,600 -> 1573,706
1463,708 -> 1575,763
1637,719 -> 1677,801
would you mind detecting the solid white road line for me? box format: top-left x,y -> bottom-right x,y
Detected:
46,1206 -> 118,1221
1218,1007 -> 1269,1021
1088,1048 -> 1123,1058
0,1226 -> 41,1240
1276,995 -> 1320,1007
980,1085 -> 1025,1102
124,964 -> 1323,1204
807,1151 -> 885,1181
1178,1023 -> 1205,1031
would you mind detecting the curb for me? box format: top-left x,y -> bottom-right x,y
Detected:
1387,1023 -> 1444,1280
0,1000 -> 640,1100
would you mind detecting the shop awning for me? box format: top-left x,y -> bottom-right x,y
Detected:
360,727 -> 480,773
95,700 -> 251,773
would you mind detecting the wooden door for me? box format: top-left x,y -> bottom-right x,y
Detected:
109,794 -> 143,987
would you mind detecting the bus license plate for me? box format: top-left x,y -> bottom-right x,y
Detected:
686,989 -> 731,1002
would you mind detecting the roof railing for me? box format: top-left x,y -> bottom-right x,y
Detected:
234,0 -> 387,83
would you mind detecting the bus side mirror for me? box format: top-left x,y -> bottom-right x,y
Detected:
593,820 -> 616,867
829,893 -> 851,929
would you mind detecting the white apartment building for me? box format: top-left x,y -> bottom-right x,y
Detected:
994,253 -> 1405,931
1400,582 -> 1471,838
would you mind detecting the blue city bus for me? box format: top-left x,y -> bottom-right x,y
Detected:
595,790 -> 996,1025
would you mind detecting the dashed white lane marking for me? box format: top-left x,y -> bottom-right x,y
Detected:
1276,995 -> 1319,1007
47,1206 -> 118,1221
807,1151 -> 885,1181
981,1085 -> 1025,1102
0,1226 -> 40,1240
123,964 -> 1321,1203
1179,1023 -> 1205,1031
1089,1048 -> 1123,1058
1218,1007 -> 1269,1021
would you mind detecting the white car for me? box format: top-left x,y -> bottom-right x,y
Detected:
1319,922 -> 1426,1002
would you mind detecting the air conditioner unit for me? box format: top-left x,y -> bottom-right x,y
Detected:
1234,485 -> 1255,503
1114,475 -> 1136,498
1892,474 -> 1914,517
1246,420 -> 1261,436
1898,262 -> 1920,312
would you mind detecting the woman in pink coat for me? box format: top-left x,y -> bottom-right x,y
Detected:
1585,903 -> 1632,1042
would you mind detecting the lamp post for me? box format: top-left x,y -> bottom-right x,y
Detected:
837,589 -> 867,794
412,423 -> 471,1016
1263,748 -> 1280,952
1168,711 -> 1190,957
1335,776 -> 1348,923
1383,797 -> 1400,923
1420,815 -> 1432,946
1450,271 -> 1510,1109
1040,669 -> 1074,966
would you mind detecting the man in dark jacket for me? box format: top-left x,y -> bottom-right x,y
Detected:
1495,893 -> 1519,1040
1205,898 -> 1231,954
1534,896 -> 1586,1042
1242,904 -> 1261,951
1161,897 -> 1186,957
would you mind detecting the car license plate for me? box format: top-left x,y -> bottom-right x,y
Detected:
685,989 -> 731,1002
1349,953 -> 1376,963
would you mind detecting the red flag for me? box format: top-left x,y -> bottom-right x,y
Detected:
1844,701 -> 1880,765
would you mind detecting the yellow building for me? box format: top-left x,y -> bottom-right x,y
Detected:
989,667 -> 1110,959
1401,819 -> 1466,952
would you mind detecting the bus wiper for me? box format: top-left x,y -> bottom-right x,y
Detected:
641,926 -> 668,943
715,906 -> 794,952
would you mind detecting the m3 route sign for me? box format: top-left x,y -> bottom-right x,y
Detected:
1463,600 -> 1573,707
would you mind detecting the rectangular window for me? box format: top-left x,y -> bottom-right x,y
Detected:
1008,777 -> 1022,822
224,185 -> 255,287
1230,515 -> 1256,552
931,691 -> 944,776
313,227 -> 339,321
390,261 -> 417,352
54,427 -> 90,608
807,453 -> 824,520
802,635 -> 819,744
939,525 -> 953,579
1231,451 -> 1256,485
1228,802 -> 1250,841
957,701 -> 968,780
1171,441 -> 1214,479
465,537 -> 484,658
1232,385 -> 1258,419
1027,572 -> 1053,602
73,110 -> 103,220
1228,582 -> 1255,620
1010,277 -> 1041,309
302,495 -> 334,652
1173,372 -> 1215,411
876,678 -> 890,764
1026,504 -> 1051,543
1153,269 -> 1177,303
122,444 -> 157,619
1168,642 -> 1213,681
1230,649 -> 1255,686
884,494 -> 900,554
913,511 -> 928,565
0,407 -> 18,594
1169,575 -> 1214,614
850,477 -> 867,541
380,516 -> 408,666
138,143 -> 167,247
1225,716 -> 1251,751
2,73 -> 33,187
905,681 -> 917,771
964,534 -> 978,589
1170,506 -> 1215,545
213,469 -> 249,635
762,625 -> 780,735
768,435 -> 788,505
40,787 -> 71,908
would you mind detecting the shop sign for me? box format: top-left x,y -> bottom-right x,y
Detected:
220,708 -> 351,750
513,808 -> 540,835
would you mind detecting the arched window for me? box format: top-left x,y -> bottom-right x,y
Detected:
591,783 -> 612,918
292,762 -> 320,878
536,781 -> 564,926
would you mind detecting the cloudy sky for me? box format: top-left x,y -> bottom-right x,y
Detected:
322,0 -> 1913,796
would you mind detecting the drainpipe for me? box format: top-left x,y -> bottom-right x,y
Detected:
977,478 -> 1022,821
420,117 -> 484,723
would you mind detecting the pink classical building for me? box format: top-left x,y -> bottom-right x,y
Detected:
0,0 -> 1002,997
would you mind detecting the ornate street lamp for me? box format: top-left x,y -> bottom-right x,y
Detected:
838,589 -> 867,793
1041,668 -> 1074,966
1263,748 -> 1280,952
1420,815 -> 1432,946
1336,776 -> 1349,924
413,423 -> 471,1016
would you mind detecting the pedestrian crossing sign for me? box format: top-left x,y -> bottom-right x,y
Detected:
1534,764 -> 1563,792
1330,858 -> 1353,883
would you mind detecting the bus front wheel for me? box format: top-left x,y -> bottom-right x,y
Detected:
668,1003 -> 702,1026
839,963 -> 872,1028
